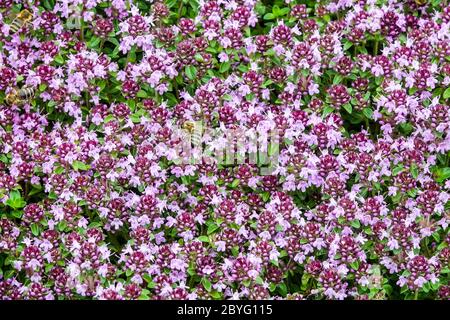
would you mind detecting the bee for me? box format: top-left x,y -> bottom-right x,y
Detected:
84,275 -> 98,293
182,120 -> 203,147
414,0 -> 427,5
5,87 -> 35,106
182,120 -> 195,134
9,9 -> 33,34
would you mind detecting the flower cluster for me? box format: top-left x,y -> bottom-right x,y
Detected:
0,0 -> 449,300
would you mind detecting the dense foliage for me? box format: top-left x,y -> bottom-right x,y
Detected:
0,0 -> 449,300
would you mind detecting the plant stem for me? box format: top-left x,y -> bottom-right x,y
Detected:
188,274 -> 195,289
424,237 -> 431,258
178,1 -> 184,18
79,7 -> 84,43
365,117 -> 371,137
84,90 -> 89,109
24,181 -> 29,201
99,39 -> 105,52
373,39 -> 379,56
125,46 -> 134,67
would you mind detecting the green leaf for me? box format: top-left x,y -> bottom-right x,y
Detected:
0,154 -> 9,163
127,46 -> 137,63
350,220 -> 361,228
407,189 -> 418,198
198,235 -> 209,242
210,291 -> 222,299
142,274 -> 152,284
72,160 -> 90,171
58,220 -> 67,232
231,246 -> 239,257
383,284 -> 393,295
54,54 -> 65,64
255,2 -> 266,15
88,36 -> 101,49
28,185 -> 43,197
348,112 -> 364,124
431,0 -> 442,6
237,64 -> 249,73
333,75 -> 343,85
431,280 -> 440,290
343,41 -> 353,51
138,292 -> 150,300
107,37 -> 120,46
272,5 -> 280,16
263,13 -> 275,20
3,270 -> 14,279
392,165 -> 404,176
443,87 -> 450,99
12,210 -> 23,218
435,167 -> 450,183
202,277 -> 212,292
54,166 -> 65,174
130,114 -> 141,123
185,65 -> 197,80
350,260 -> 359,270
359,47 -> 369,57
432,231 -> 440,242
230,178 -> 240,188
278,8 -> 289,16
166,0 -> 177,8
261,191 -> 271,202
39,83 -> 47,91
398,122 -> 414,136
269,283 -> 277,292
137,90 -> 148,98
181,176 -> 190,185
187,266 -> 196,276
342,103 -> 352,114
363,108 -> 373,119
104,114 -> 115,123
278,283 -> 287,296
194,53 -> 204,62
109,46 -> 120,59
375,77 -> 383,86
127,99 -> 136,112
31,223 -> 40,236
219,62 -> 231,73
410,164 -> 419,179
322,106 -> 335,117
437,241 -> 448,251
207,223 -> 219,235
6,190 -> 26,209
255,276 -> 264,285
43,0 -> 54,10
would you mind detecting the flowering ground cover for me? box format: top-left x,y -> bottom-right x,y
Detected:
0,0 -> 449,300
